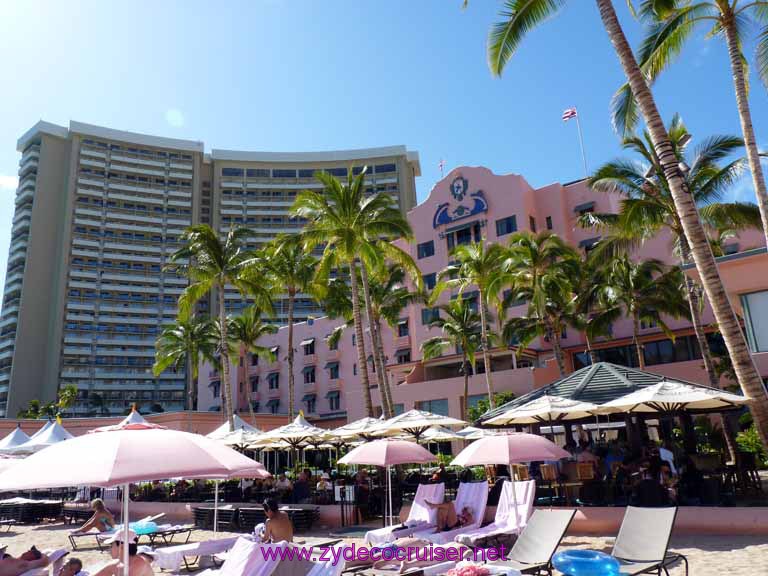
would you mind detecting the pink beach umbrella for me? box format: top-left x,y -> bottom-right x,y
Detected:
450,432 -> 570,468
0,428 -> 263,575
338,439 -> 436,526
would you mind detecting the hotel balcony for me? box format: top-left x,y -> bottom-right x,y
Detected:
325,349 -> 340,362
303,382 -> 317,394
302,354 -> 316,365
267,387 -> 281,399
110,162 -> 165,177
327,378 -> 343,391
80,148 -> 107,159
15,189 -> 33,206
110,154 -> 165,168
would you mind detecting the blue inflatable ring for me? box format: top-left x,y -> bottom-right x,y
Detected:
552,549 -> 620,576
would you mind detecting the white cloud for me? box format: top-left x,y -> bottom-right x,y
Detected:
0,175 -> 18,191
165,108 -> 185,128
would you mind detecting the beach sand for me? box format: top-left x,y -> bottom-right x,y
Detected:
1,522 -> 766,574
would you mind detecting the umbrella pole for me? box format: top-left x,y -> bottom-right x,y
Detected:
122,483 -> 130,576
387,465 -> 392,527
213,480 -> 219,537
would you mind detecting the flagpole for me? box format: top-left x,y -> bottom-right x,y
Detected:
574,112 -> 588,179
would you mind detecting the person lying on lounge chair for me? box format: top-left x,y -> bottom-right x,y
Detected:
424,501 -> 473,532
92,530 -> 153,576
58,558 -> 83,576
0,549 -> 49,576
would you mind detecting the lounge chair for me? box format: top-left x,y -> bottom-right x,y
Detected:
364,483 -> 445,546
485,508 -> 576,576
195,537 -> 286,576
411,481 -> 488,545
454,480 -> 535,547
611,507 -> 688,576
19,549 -> 69,576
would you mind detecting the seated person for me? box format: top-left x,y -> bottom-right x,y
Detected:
71,499 -> 115,534
316,474 -> 331,492
261,498 -> 293,543
424,500 -> 473,532
292,472 -> 310,504
274,474 -> 292,493
0,548 -> 49,576
59,558 -> 83,576
92,530 -> 153,576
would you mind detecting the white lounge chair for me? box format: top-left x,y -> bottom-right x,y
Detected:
454,480 -> 536,546
411,481 -> 489,545
196,537 -> 287,576
364,483 -> 445,546
19,549 -> 69,576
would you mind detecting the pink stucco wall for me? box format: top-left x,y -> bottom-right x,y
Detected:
199,167 -> 768,423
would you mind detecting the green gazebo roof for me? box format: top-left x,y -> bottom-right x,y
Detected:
478,362 -> 735,424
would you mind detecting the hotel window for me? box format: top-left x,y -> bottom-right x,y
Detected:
423,273 -> 436,290
305,396 -> 316,413
417,240 -> 435,259
421,307 -> 440,325
326,334 -> 338,351
298,169 -> 315,178
393,403 -> 405,415
467,394 -> 487,411
529,216 -> 537,232
353,363 -> 357,376
268,400 -> 280,414
416,398 -> 449,416
446,222 -> 481,250
495,215 -> 517,237
302,338 -> 315,356
210,382 -> 221,398
246,168 -> 269,177
742,290 -> 768,353
328,391 -> 341,411
546,216 -> 553,230
327,361 -> 340,380
352,166 -> 366,175
375,163 -> 396,173
250,376 -> 259,392
395,349 -> 412,364
397,319 -> 409,337
640,319 -> 657,329
222,168 -> 244,177
268,372 -> 280,389
303,366 -> 316,385
251,354 -> 258,366
272,169 -> 297,178
325,167 -> 347,177
574,201 -> 595,216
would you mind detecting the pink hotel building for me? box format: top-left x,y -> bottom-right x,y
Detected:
197,166 -> 768,424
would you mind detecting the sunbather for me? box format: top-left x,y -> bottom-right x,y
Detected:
424,501 -> 473,532
58,558 -> 82,576
92,530 -> 153,576
261,498 -> 293,543
71,499 -> 115,535
0,550 -> 49,576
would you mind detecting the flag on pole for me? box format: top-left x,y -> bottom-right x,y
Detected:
438,159 -> 445,176
562,107 -> 578,121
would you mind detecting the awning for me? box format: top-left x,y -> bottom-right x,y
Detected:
302,365 -> 316,374
396,348 -> 411,356
302,393 -> 316,402
299,338 -> 315,347
266,398 -> 280,408
324,361 -> 339,369
269,346 -> 279,354
579,237 -> 600,248
325,390 -> 340,400
574,201 -> 595,213
397,319 -> 408,326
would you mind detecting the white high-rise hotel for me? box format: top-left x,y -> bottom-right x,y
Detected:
0,121 -> 419,418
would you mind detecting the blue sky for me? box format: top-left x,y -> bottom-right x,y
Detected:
0,0 -> 766,287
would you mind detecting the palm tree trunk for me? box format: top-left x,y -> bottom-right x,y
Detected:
585,332 -> 599,365
218,285 -> 235,432
349,259 -> 374,417
374,317 -> 394,418
595,0 -> 768,450
359,263 -> 392,417
477,289 -> 496,409
462,353 -> 470,420
287,290 -> 296,419
632,313 -> 646,369
550,324 -> 568,377
722,15 -> 768,246
186,354 -> 195,412
246,351 -> 257,424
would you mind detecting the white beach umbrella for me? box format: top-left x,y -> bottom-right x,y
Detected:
372,409 -> 466,441
597,381 -> 749,414
456,426 -> 503,440
249,414 -> 330,449
419,426 -> 465,442
8,420 -> 74,454
216,428 -> 261,447
0,425 -> 31,451
485,395 -> 601,426
329,416 -> 385,442
206,414 -> 262,440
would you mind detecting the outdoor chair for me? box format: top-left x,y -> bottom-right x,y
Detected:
454,480 -> 535,547
611,506 -> 688,576
364,482 -> 445,546
411,481 -> 489,545
485,508 -> 576,576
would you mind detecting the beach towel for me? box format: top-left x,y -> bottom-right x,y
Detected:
364,482 -> 445,546
150,536 -> 241,571
454,480 -> 535,546
412,482 -> 489,545
194,537 -> 286,576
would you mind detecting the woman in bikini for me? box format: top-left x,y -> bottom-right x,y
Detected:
424,500 -> 473,532
72,498 -> 115,534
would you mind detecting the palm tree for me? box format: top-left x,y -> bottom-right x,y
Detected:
583,116 -> 761,386
227,306 -> 278,421
153,316 -> 218,411
292,168 -> 416,417
421,298 -> 483,419
573,256 -> 622,365
479,0 -> 768,448
612,0 -> 768,246
436,242 -> 506,408
597,257 -> 690,369
167,225 -> 273,431
366,265 -> 422,418
261,236 -> 318,419
500,232 -> 580,377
